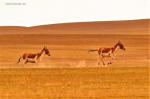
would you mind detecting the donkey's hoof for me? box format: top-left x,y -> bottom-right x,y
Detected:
107,62 -> 112,65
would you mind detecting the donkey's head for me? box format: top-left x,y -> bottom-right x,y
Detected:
43,46 -> 51,56
117,41 -> 126,51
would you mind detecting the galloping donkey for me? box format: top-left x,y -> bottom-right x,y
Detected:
89,41 -> 126,66
17,46 -> 51,64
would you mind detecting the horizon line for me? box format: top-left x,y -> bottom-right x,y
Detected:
0,18 -> 149,27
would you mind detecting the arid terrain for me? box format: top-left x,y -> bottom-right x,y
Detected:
0,19 -> 149,98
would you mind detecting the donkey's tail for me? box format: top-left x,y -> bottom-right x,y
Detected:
17,57 -> 22,64
88,49 -> 98,53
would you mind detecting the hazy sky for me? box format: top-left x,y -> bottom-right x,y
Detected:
0,0 -> 149,26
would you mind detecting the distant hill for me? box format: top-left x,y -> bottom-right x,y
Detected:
0,19 -> 149,35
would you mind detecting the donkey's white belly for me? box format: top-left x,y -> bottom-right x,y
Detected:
102,53 -> 111,57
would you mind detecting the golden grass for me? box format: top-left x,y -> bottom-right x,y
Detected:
0,67 -> 149,99
0,34 -> 149,98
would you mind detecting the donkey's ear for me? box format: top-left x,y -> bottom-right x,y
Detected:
118,40 -> 121,43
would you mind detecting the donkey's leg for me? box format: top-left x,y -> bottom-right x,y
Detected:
97,55 -> 103,66
100,56 -> 106,66
97,55 -> 100,66
106,56 -> 112,65
17,57 -> 22,64
111,53 -> 116,60
34,56 -> 39,64
34,59 -> 38,64
24,59 -> 29,64
102,57 -> 105,66
107,61 -> 112,65
109,54 -> 115,64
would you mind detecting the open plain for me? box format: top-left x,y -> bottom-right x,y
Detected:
0,19 -> 149,98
